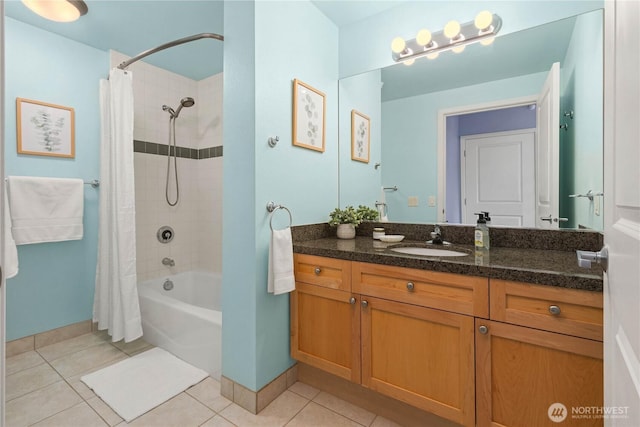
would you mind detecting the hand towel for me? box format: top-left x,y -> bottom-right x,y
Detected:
3,187 -> 18,278
268,227 -> 295,295
7,176 -> 84,245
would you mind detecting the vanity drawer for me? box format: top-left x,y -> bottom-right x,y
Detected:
294,254 -> 352,292
352,262 -> 489,317
490,279 -> 603,341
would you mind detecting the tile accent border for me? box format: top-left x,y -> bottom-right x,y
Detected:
133,139 -> 223,160
221,364 -> 298,414
6,320 -> 93,358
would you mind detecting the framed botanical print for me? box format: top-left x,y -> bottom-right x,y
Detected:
16,98 -> 75,158
292,79 -> 326,152
351,109 -> 370,163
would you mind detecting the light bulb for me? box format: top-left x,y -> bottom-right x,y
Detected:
426,51 -> 439,60
474,11 -> 493,30
416,29 -> 432,46
391,37 -> 406,54
452,44 -> 466,54
444,20 -> 461,39
480,36 -> 495,46
403,58 -> 415,66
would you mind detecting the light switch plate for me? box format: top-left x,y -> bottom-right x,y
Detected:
408,196 -> 419,207
428,196 -> 436,207
594,196 -> 601,216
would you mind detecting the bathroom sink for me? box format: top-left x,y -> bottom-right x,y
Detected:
389,247 -> 468,257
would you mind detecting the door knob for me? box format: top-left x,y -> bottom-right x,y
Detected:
361,300 -> 368,308
576,247 -> 608,272
540,215 -> 553,223
406,282 -> 415,291
478,325 -> 489,334
349,297 -> 356,305
314,267 -> 321,275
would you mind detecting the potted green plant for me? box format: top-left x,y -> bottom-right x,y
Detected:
328,205 -> 379,239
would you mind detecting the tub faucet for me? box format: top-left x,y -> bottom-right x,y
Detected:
162,257 -> 175,267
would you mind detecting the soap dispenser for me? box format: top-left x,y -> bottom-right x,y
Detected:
474,213 -> 490,251
482,211 -> 492,226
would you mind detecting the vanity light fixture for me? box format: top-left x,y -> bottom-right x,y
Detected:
391,11 -> 502,65
21,0 -> 88,22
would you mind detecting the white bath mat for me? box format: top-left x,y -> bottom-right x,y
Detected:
81,347 -> 208,422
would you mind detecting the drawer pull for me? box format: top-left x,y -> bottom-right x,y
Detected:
549,305 -> 561,315
361,300 -> 369,308
314,267 -> 321,275
406,282 -> 415,291
349,297 -> 356,305
478,325 -> 489,335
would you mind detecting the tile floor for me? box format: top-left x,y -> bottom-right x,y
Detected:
5,331 -> 401,426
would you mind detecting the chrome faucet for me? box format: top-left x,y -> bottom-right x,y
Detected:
162,257 -> 175,267
428,225 -> 444,245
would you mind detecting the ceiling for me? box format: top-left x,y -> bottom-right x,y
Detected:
5,0 -> 579,93
4,0 -> 404,81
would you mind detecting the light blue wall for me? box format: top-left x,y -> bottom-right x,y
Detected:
222,0 -> 338,391
560,10 -> 603,230
381,71 -> 547,224
339,1 -> 603,78
4,18 -> 107,340
339,70 -> 382,210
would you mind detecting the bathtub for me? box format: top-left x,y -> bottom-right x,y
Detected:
137,271 -> 222,378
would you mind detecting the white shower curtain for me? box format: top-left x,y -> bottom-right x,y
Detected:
94,68 -> 142,343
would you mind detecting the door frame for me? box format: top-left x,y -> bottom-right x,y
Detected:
1,1 -> 6,423
437,95 -> 537,223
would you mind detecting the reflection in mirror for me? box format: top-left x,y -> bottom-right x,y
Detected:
339,9 -> 603,230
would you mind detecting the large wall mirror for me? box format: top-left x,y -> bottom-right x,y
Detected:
338,9 -> 603,231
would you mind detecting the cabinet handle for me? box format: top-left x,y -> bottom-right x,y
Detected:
349,297 -> 356,305
314,267 -> 321,275
549,305 -> 561,315
478,325 -> 489,334
361,300 -> 368,308
406,282 -> 415,291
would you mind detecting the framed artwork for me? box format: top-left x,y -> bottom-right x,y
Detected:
292,79 -> 325,152
351,109 -> 370,163
16,97 -> 75,158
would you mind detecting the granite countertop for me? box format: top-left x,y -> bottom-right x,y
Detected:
293,237 -> 603,292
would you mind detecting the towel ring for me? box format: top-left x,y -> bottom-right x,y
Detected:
267,202 -> 293,231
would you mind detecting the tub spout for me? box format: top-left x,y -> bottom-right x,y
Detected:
162,257 -> 175,267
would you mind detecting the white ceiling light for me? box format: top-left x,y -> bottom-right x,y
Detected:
21,0 -> 88,23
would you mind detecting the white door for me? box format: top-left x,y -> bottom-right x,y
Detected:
603,1 -> 640,424
462,130 -> 536,227
535,62 -> 561,228
0,2 -> 5,423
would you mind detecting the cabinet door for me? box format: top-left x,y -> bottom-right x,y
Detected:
290,282 -> 360,382
476,319 -> 603,427
360,296 -> 475,427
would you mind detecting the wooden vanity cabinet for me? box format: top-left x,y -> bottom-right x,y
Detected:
360,296 -> 475,427
291,255 -> 603,427
290,254 -> 360,382
476,280 -> 604,427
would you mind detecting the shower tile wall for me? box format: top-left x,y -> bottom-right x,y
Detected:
110,51 -> 223,281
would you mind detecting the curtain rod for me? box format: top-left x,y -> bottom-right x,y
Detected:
117,32 -> 224,71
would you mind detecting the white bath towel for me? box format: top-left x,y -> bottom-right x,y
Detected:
3,187 -> 18,279
268,227 -> 295,295
6,176 -> 84,245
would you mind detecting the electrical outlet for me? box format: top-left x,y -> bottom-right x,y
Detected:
428,196 -> 436,207
594,196 -> 601,216
408,196 -> 419,207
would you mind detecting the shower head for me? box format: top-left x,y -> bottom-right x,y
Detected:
181,97 -> 195,108
163,97 -> 195,119
174,97 -> 195,118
